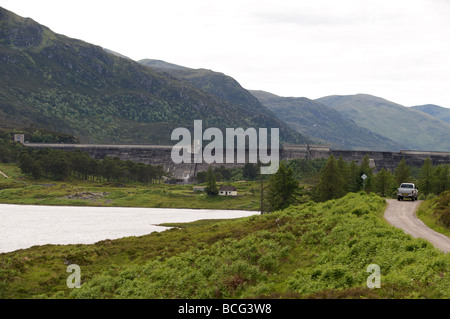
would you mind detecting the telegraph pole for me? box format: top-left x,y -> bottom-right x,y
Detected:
260,172 -> 264,214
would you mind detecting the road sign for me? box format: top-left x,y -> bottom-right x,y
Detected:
361,174 -> 367,191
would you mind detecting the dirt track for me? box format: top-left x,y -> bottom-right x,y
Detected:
384,199 -> 450,253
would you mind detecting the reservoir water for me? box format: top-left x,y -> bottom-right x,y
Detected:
0,204 -> 258,253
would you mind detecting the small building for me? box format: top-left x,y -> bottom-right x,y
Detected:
219,186 -> 237,196
193,186 -> 205,192
13,134 -> 25,144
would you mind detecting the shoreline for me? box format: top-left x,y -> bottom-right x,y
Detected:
0,204 -> 259,254
0,201 -> 259,212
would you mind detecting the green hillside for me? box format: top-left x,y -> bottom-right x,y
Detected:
411,104 -> 450,125
316,94 -> 450,151
139,59 -> 267,113
0,7 -> 307,144
251,90 -> 403,151
138,59 -> 307,144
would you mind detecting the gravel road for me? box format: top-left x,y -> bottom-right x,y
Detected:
384,199 -> 450,253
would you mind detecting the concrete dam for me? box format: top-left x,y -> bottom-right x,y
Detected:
24,142 -> 450,180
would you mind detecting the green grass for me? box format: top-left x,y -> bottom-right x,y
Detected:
1,192 -> 448,299
417,193 -> 450,238
0,163 -> 261,210
0,163 -> 22,179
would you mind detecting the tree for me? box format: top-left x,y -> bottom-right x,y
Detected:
315,155 -> 346,202
101,157 -> 117,182
50,154 -> 70,179
266,162 -> 301,212
155,165 -> 165,183
433,165 -> 449,195
337,156 -> 350,193
18,151 -> 42,180
214,171 -> 223,182
394,158 -> 411,185
18,151 -> 33,176
374,168 -> 394,197
418,157 -> 434,195
29,160 -> 43,180
348,160 -> 360,192
216,165 -> 232,181
195,171 -> 207,183
205,166 -> 218,195
88,158 -> 99,182
242,163 -> 259,181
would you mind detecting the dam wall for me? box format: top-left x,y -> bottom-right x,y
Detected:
25,143 -> 450,179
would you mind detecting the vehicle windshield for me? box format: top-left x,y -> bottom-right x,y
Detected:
400,184 -> 413,188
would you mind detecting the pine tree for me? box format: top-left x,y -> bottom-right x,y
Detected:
374,168 -> 394,197
18,151 -> 33,176
205,166 -> 218,195
337,156 -> 350,193
433,165 -> 449,195
348,160 -> 360,192
242,163 -> 259,181
418,157 -> 434,195
394,158 -> 411,185
315,155 -> 346,202
29,160 -> 43,180
266,162 -> 301,212
440,165 -> 449,192
18,151 -> 42,180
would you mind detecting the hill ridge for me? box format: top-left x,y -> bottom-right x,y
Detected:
251,90 -> 404,151
316,93 -> 450,151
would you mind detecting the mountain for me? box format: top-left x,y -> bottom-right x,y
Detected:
0,7 -> 307,144
250,90 -> 403,151
102,48 -> 132,60
139,59 -> 266,112
316,94 -> 450,151
138,59 -> 306,143
411,104 -> 450,125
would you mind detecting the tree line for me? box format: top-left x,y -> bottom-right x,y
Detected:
195,159 -> 327,185
17,148 -> 164,183
315,155 -> 449,202
257,155 -> 449,214
1,136 -> 165,183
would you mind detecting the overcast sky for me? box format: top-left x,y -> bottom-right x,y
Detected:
2,0 -> 450,108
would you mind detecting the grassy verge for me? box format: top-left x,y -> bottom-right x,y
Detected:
416,192 -> 450,238
0,163 -> 261,211
1,192 -> 448,299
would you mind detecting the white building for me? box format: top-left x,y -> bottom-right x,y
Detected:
219,186 -> 237,196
